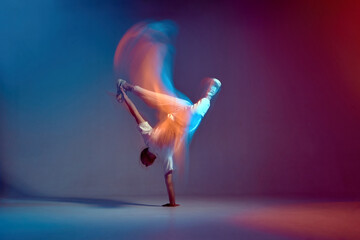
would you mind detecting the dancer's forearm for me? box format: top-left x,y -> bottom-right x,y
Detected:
165,172 -> 176,205
122,92 -> 145,124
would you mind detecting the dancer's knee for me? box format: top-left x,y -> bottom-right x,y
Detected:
192,98 -> 210,117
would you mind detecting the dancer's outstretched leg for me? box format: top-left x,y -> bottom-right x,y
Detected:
173,78 -> 221,132
118,79 -> 191,114
134,86 -> 192,114
117,78 -> 221,129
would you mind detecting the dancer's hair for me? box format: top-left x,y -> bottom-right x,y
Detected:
140,147 -> 156,167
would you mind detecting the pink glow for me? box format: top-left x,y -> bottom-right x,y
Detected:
229,201 -> 360,239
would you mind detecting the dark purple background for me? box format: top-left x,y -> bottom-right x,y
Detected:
1,0 -> 359,198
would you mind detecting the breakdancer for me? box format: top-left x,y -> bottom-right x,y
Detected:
116,78 -> 221,207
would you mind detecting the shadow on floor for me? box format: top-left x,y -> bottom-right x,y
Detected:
1,196 -> 162,208
0,183 -> 161,208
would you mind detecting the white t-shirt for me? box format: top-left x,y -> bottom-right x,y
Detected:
138,121 -> 174,175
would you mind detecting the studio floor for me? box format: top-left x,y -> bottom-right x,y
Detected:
0,196 -> 359,240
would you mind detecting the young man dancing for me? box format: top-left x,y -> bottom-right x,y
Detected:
116,78 -> 221,207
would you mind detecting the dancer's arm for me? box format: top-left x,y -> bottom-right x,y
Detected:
120,89 -> 146,124
165,172 -> 175,204
163,172 -> 179,207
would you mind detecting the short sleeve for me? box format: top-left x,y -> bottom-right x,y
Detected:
138,121 -> 153,145
138,121 -> 152,134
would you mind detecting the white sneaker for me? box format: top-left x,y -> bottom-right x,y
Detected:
115,79 -> 125,102
206,78 -> 221,99
117,79 -> 133,92
116,79 -> 126,95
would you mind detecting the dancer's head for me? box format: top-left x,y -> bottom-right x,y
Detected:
140,147 -> 156,167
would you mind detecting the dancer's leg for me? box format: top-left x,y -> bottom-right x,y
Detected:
118,78 -> 220,123
187,98 -> 211,133
190,98 -> 210,117
132,85 -> 191,114
186,78 -> 221,132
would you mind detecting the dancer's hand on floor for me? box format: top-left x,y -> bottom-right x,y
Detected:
162,203 -> 180,207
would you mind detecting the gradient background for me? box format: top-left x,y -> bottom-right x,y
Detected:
1,0 -> 359,199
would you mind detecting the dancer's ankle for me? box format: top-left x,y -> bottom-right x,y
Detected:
123,82 -> 134,91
